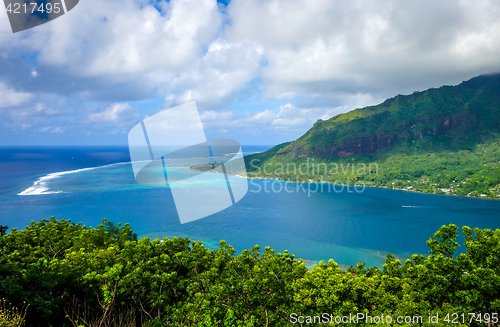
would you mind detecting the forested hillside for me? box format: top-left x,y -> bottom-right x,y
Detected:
245,74 -> 500,198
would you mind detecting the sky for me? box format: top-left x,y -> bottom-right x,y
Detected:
1,0 -> 500,146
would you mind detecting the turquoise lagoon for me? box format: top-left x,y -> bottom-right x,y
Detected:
1,146 -> 499,269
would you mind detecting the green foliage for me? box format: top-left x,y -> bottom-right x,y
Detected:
292,224 -> 500,326
97,218 -> 137,242
246,74 -> 500,198
289,74 -> 500,156
0,299 -> 28,327
0,217 -> 139,326
1,219 -> 500,326
426,224 -> 460,258
244,142 -> 291,172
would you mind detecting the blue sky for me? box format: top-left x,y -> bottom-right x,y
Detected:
1,0 -> 500,145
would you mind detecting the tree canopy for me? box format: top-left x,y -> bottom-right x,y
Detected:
1,217 -> 499,326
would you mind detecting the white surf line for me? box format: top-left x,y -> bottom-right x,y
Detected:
18,161 -> 134,196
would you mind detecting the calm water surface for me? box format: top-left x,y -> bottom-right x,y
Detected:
1,146 -> 499,268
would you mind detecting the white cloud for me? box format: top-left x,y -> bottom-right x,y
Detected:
243,110 -> 276,124
227,0 -> 500,99
5,94 -> 73,122
86,103 -> 140,125
5,0 -> 500,107
39,126 -> 65,133
0,83 -> 33,108
2,0 -> 260,109
200,103 -> 344,135
149,38 -> 262,109
200,110 -> 235,122
35,0 -> 222,78
2,0 -> 500,144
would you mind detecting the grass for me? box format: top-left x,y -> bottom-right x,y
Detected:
0,299 -> 28,327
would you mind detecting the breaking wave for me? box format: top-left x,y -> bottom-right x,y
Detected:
18,162 -> 131,196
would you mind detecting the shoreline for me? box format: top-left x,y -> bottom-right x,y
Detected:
237,173 -> 500,201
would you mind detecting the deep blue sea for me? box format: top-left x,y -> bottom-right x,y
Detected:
1,146 -> 500,268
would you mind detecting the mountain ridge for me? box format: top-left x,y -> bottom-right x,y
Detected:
244,73 -> 500,198
280,73 -> 500,159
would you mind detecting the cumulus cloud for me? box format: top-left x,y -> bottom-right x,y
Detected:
200,103 -> 342,137
33,0 -> 221,76
4,93 -> 72,122
0,83 -> 33,108
1,0 -> 500,144
227,0 -> 500,99
82,102 -> 142,136
86,103 -> 140,124
39,126 -> 65,134
150,39 -> 262,109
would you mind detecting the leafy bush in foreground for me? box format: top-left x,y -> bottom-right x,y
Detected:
0,218 -> 499,326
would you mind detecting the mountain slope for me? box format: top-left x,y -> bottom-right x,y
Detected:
280,73 -> 500,159
245,73 -> 500,198
244,142 -> 291,172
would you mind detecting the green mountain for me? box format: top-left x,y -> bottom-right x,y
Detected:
245,73 -> 500,198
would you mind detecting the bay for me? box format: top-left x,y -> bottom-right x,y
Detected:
1,146 -> 499,269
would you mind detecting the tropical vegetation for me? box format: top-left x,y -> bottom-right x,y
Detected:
244,74 -> 500,199
1,218 -> 499,326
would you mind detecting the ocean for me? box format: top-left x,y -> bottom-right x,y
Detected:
1,146 -> 500,269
